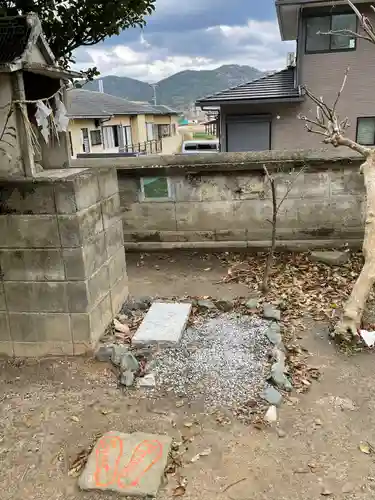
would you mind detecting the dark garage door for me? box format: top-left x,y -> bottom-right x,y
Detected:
226,115 -> 271,152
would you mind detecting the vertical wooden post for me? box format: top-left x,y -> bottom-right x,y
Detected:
12,71 -> 36,176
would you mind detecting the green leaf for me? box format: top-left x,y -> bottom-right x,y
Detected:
0,0 -> 156,68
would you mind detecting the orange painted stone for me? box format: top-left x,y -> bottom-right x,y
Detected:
79,431 -> 172,497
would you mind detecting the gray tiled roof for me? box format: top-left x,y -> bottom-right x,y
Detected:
152,104 -> 180,115
196,68 -> 302,105
67,89 -> 179,118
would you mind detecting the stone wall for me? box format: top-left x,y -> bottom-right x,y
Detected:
71,150 -> 366,250
108,152 -> 364,250
0,167 -> 128,357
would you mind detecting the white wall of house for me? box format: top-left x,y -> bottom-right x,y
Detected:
69,113 -> 181,156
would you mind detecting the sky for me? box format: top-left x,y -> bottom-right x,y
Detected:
74,0 -> 295,83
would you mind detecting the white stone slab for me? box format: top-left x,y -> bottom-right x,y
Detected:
132,302 -> 191,346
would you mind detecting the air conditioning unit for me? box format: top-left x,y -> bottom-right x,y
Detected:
287,52 -> 296,67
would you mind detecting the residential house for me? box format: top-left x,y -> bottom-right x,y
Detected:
196,0 -> 375,154
67,89 -> 181,157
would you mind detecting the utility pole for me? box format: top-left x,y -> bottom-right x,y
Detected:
151,83 -> 158,105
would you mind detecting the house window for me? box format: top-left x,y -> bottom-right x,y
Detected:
305,13 -> 356,53
81,127 -> 90,153
90,129 -> 102,146
102,126 -> 115,149
157,124 -> 171,138
112,125 -> 119,147
356,117 -> 375,145
140,177 -> 171,200
146,122 -> 154,141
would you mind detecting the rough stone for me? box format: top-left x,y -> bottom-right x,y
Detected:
310,250 -> 349,266
263,304 -> 281,321
264,405 -> 277,423
215,299 -> 234,312
78,431 -> 172,497
120,352 -> 139,372
245,298 -> 259,310
266,323 -> 282,346
272,346 -> 286,364
261,386 -> 283,406
111,345 -> 130,366
122,296 -> 152,313
270,361 -> 293,392
132,302 -> 192,347
197,299 -> 216,310
139,373 -> 156,387
120,370 -> 135,387
95,345 -> 114,362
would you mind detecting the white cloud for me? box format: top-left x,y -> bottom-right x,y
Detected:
152,0 -> 208,16
217,19 -> 282,44
74,18 -> 295,82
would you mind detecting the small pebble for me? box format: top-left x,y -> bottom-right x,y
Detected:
294,468 -> 310,474
276,428 -> 286,438
139,373 -> 156,387
321,486 -> 333,496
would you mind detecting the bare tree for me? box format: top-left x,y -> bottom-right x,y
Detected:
262,165 -> 305,293
299,0 -> 375,341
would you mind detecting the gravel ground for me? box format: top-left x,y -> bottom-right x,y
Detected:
151,312 -> 271,410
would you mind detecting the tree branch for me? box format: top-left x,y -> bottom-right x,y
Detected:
333,67 -> 349,114
328,135 -> 372,157
318,29 -> 373,43
277,165 -> 306,213
300,65 -> 372,158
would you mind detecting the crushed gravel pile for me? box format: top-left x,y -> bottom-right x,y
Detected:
151,312 -> 271,410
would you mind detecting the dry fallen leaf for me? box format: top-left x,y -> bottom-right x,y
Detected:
218,252 -> 366,327
173,485 -> 186,497
359,442 -> 371,454
113,318 -> 130,335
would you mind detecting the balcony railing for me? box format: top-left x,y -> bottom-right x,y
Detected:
120,139 -> 162,155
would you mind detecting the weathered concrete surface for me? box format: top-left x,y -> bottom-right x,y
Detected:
310,250 -> 350,266
0,167 -> 128,357
78,431 -> 172,497
111,155 -> 366,250
132,302 -> 192,346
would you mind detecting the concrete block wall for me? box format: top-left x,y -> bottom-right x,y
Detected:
0,167 -> 128,357
117,162 -> 365,250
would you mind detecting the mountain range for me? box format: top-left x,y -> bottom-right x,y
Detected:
84,65 -> 264,110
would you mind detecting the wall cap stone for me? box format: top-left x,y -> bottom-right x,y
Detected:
72,149 -> 363,176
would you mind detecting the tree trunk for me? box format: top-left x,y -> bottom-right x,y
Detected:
262,179 -> 277,293
335,153 -> 375,340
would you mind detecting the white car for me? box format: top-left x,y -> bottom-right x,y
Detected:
180,139 -> 219,154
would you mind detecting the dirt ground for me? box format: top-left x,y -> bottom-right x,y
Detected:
1,251 -> 375,500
